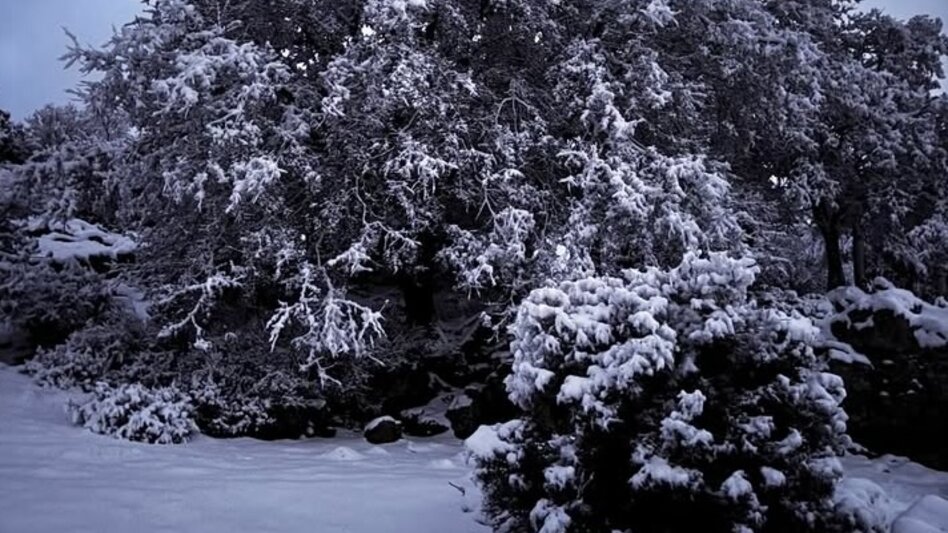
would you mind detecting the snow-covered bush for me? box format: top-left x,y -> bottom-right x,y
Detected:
149,323 -> 349,439
187,363 -> 339,439
828,278 -> 948,351
10,0 -> 943,460
472,253 -> 853,533
188,380 -> 276,438
0,259 -> 113,348
68,382 -> 197,444
25,313 -> 144,390
0,102 -> 127,352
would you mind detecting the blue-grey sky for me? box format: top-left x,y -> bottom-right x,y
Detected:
0,0 -> 143,120
1,0 -> 946,120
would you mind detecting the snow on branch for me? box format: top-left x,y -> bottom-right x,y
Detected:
157,272 -> 244,350
266,263 -> 385,384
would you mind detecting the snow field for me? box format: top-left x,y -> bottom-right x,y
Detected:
0,365 -> 487,533
2,364 -> 947,532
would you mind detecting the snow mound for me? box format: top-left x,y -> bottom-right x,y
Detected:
893,495 -> 948,533
464,424 -> 512,460
320,446 -> 366,461
428,458 -> 458,470
834,477 -> 896,530
842,454 -> 948,532
365,446 -> 391,456
35,218 -> 137,263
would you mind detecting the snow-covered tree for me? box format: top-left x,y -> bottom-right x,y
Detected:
62,0 -> 385,373
0,103 -> 129,353
734,7 -> 948,291
0,109 -> 29,164
472,253 -> 854,532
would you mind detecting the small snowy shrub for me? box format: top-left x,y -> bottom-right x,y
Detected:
177,333 -> 344,439
189,381 -> 274,438
0,260 -> 112,347
187,371 -> 335,439
25,313 -> 145,389
472,253 -> 852,533
68,382 -> 197,444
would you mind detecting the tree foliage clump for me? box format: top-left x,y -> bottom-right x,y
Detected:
472,253 -> 856,533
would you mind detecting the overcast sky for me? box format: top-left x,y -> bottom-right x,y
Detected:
1,0 -> 947,120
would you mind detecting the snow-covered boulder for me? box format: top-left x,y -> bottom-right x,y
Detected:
445,375 -> 519,439
364,416 -> 402,444
400,397 -> 451,437
445,392 -> 477,438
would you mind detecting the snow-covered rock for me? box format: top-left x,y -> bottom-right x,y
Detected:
364,415 -> 402,444
400,393 -> 453,437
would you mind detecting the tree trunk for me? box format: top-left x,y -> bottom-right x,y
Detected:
821,223 -> 846,290
852,225 -> 866,289
398,231 -> 440,327
400,275 -> 435,326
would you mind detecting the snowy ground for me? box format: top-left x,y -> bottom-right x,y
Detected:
1,363 -> 947,533
840,454 -> 948,532
0,365 -> 487,533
